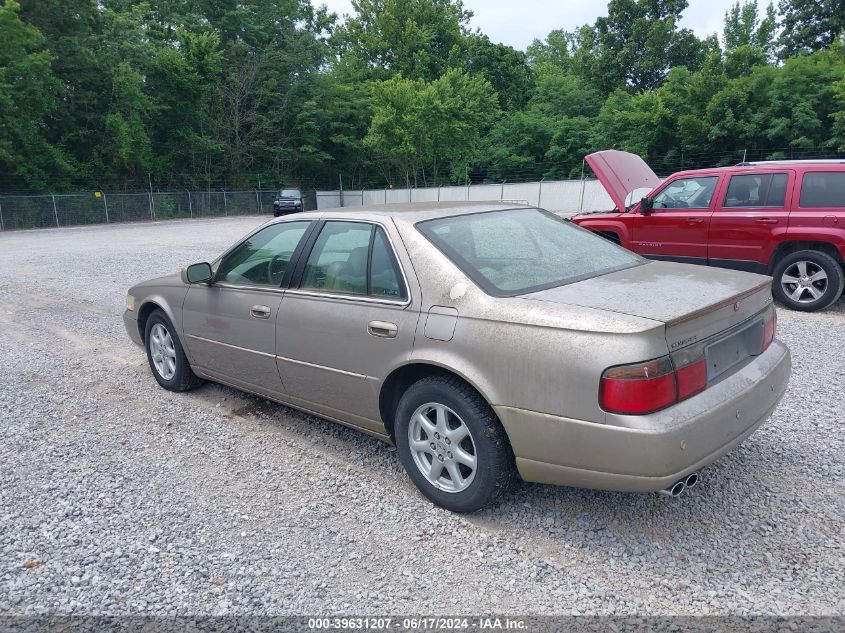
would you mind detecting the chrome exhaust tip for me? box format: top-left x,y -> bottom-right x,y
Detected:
684,472 -> 700,489
659,480 -> 686,497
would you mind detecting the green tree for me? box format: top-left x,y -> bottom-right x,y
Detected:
526,30 -> 575,71
365,69 -> 498,185
0,0 -> 71,189
462,34 -> 531,110
581,0 -> 713,93
333,0 -> 470,82
777,0 -> 845,59
723,1 -> 777,57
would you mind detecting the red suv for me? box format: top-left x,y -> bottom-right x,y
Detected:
572,150 -> 845,311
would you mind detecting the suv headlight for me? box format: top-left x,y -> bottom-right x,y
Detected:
126,294 -> 135,311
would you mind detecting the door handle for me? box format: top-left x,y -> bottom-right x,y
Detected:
250,305 -> 271,319
685,217 -> 704,224
755,218 -> 778,224
368,321 -> 398,338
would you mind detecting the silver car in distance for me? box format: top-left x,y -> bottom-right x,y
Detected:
124,203 -> 791,512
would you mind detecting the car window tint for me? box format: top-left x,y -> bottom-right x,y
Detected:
724,173 -> 788,207
301,222 -> 373,295
370,227 -> 406,300
652,176 -> 718,209
799,172 -> 845,208
216,221 -> 309,286
418,209 -> 642,296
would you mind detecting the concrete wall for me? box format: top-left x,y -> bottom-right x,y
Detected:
315,179 -> 614,216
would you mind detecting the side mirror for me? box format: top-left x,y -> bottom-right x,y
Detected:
640,197 -> 653,214
182,262 -> 213,284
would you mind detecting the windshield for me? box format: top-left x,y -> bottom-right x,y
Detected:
417,208 -> 643,296
280,189 -> 302,197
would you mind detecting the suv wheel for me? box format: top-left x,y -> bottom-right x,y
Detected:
772,250 -> 845,312
394,375 -> 517,512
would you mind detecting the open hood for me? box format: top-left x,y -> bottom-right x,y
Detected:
585,150 -> 661,211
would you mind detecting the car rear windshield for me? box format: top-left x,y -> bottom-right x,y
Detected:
417,208 -> 643,296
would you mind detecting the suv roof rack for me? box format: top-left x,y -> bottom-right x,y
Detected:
736,159 -> 845,166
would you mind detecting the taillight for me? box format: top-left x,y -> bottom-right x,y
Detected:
600,347 -> 708,415
599,357 -> 677,414
762,308 -> 776,351
601,307 -> 776,415
671,342 -> 708,400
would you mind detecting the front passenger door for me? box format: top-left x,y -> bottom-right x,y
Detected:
634,176 -> 719,263
182,220 -> 312,397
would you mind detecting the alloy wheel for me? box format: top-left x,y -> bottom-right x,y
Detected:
407,402 -> 477,493
149,323 -> 177,380
780,260 -> 828,304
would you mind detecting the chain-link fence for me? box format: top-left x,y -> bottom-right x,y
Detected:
0,189 -> 306,232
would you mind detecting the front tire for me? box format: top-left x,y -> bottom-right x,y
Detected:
772,250 -> 844,312
395,375 -> 517,512
144,309 -> 204,392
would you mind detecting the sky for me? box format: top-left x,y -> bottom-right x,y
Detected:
317,0 -> 774,51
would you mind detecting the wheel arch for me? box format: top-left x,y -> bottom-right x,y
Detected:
136,299 -> 177,343
378,361 -> 496,441
768,240 -> 843,273
574,218 -> 632,246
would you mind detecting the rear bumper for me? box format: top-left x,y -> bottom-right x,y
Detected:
495,339 -> 791,492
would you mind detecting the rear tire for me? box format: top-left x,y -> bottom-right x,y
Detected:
394,375 -> 517,512
772,250 -> 844,312
144,309 -> 204,392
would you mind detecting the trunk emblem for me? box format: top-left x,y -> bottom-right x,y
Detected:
733,301 -> 740,311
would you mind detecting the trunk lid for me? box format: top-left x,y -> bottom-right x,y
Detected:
522,261 -> 773,350
585,150 -> 662,212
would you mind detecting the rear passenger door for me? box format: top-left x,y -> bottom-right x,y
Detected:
707,171 -> 793,272
274,219 -> 419,433
788,170 -> 845,244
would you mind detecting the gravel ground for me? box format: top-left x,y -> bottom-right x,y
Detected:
0,216 -> 843,617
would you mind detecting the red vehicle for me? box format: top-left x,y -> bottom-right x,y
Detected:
573,150 -> 845,311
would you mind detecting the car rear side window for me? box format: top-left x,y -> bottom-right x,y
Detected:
799,172 -> 845,208
301,222 -> 373,295
370,227 -> 407,300
298,222 -> 408,300
418,208 -> 642,296
724,173 -> 788,208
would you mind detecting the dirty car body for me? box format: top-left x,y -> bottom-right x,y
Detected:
124,202 -> 791,511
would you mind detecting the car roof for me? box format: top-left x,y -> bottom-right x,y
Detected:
670,160 -> 845,178
274,201 -> 531,224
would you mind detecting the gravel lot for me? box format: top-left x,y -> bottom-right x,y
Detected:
0,216 -> 843,617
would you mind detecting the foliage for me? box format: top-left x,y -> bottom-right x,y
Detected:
777,0 -> 845,59
723,1 -> 778,58
331,0 -> 470,81
0,0 -> 844,193
365,69 -> 499,185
